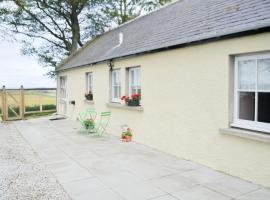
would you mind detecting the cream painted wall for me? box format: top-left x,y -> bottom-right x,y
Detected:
57,33 -> 270,187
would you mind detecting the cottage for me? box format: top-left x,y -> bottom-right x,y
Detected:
56,0 -> 270,187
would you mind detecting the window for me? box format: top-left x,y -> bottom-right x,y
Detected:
60,76 -> 67,99
111,69 -> 121,102
86,72 -> 93,93
129,67 -> 141,96
233,54 -> 270,133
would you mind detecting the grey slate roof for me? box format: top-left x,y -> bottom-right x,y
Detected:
58,0 -> 270,71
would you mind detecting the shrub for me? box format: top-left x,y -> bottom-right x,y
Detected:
42,104 -> 56,110
25,105 -> 40,112
83,119 -> 95,130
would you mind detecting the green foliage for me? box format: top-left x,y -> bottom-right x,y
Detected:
103,0 -> 172,25
125,131 -> 132,137
7,106 -> 19,117
25,105 -> 40,112
83,119 -> 95,130
122,128 -> 132,137
42,104 -> 56,110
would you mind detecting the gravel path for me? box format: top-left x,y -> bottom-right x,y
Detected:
0,122 -> 70,200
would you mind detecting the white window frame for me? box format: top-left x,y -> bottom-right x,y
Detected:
128,67 -> 141,96
111,69 -> 121,103
59,76 -> 67,100
232,53 -> 270,133
86,72 -> 93,93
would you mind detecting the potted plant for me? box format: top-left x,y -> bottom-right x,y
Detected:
121,127 -> 133,142
121,93 -> 140,106
83,118 -> 95,130
85,91 -> 93,101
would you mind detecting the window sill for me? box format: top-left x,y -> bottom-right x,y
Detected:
219,128 -> 270,144
106,103 -> 144,112
84,99 -> 94,104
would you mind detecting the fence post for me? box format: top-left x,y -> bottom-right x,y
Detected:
2,86 -> 7,121
1,86 -> 3,120
20,85 -> 25,119
39,92 -> 43,112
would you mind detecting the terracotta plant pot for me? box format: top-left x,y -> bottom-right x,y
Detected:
125,135 -> 132,142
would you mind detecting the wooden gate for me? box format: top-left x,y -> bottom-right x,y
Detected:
1,86 -> 24,121
0,86 -> 56,121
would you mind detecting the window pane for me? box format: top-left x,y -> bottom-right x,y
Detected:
131,88 -> 137,95
239,92 -> 255,121
258,59 -> 270,91
258,92 -> 270,123
117,72 -> 120,84
137,69 -> 141,86
137,88 -> 141,96
238,60 -> 256,90
88,74 -> 92,92
113,72 -> 117,85
118,86 -> 121,98
134,69 -> 139,85
112,70 -> 120,86
113,86 -> 118,98
131,70 -> 135,85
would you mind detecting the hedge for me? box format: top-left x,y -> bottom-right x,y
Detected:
0,104 -> 56,118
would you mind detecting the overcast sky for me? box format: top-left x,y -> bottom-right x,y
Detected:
0,40 -> 56,89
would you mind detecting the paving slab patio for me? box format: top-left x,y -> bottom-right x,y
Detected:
2,117 -> 270,200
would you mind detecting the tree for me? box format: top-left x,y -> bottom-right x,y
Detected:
104,0 -> 171,25
0,0 -> 171,77
0,0 -> 108,76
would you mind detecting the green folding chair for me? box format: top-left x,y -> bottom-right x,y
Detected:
93,111 -> 111,136
78,108 -> 97,133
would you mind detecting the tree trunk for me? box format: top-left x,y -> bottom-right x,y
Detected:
70,9 -> 80,54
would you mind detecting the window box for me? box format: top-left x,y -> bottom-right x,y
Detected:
121,94 -> 141,107
85,93 -> 93,101
127,99 -> 140,106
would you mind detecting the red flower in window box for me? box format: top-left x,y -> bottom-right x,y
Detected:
121,94 -> 140,106
131,93 -> 140,100
121,96 -> 130,102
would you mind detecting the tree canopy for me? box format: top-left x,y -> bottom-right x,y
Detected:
103,0 -> 171,25
0,0 -> 171,76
